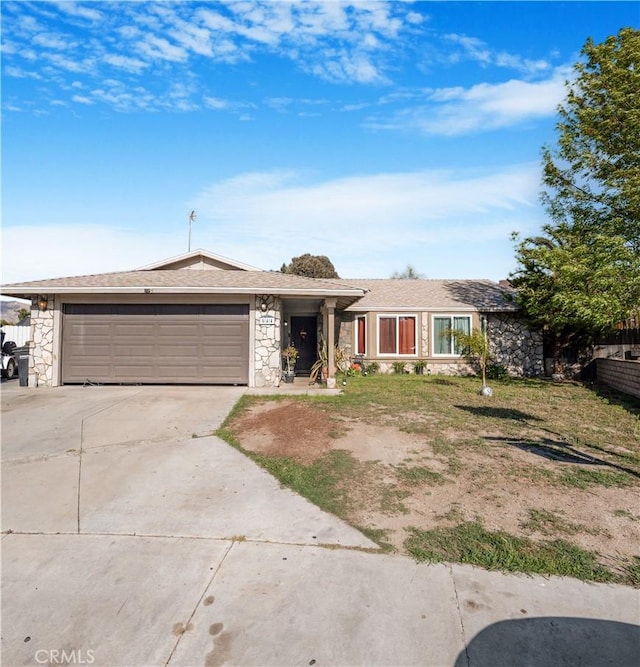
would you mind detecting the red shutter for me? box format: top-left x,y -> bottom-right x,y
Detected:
357,317 -> 366,354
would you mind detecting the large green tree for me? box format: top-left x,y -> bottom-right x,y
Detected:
511,227 -> 640,372
280,253 -> 340,279
512,28 -> 640,372
541,27 -> 640,253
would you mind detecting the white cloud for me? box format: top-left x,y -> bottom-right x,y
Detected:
3,66 -> 42,79
444,33 -> 551,75
71,94 -> 93,105
186,165 -> 544,278
204,96 -> 230,110
33,32 -> 72,50
1,166 -> 545,284
104,54 -> 148,74
169,20 -> 214,57
368,67 -> 570,135
51,1 -> 103,23
137,34 -> 188,63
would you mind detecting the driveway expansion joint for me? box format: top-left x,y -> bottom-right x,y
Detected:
164,541 -> 235,666
450,564 -> 471,667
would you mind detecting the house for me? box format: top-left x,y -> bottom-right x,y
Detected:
0,249 -> 543,387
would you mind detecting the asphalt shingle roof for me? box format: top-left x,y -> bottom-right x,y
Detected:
1,270 -> 363,295
1,270 -> 518,312
338,279 -> 518,312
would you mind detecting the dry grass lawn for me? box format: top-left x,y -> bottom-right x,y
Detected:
218,375 -> 640,585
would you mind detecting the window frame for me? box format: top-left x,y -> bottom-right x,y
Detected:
376,313 -> 418,357
355,315 -> 367,356
432,314 -> 472,357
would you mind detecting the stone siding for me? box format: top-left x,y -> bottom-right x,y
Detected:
29,298 -> 55,387
487,314 -> 543,377
337,313 -> 354,355
254,295 -> 282,387
597,358 -> 640,399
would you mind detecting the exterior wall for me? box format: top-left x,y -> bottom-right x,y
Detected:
337,310 -> 542,378
29,296 -> 55,387
337,312 -> 354,356
596,358 -> 640,399
337,310 -> 477,375
253,295 -> 282,387
487,313 -> 544,377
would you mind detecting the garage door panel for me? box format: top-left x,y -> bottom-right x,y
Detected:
156,324 -> 200,336
113,323 -> 157,337
62,304 -> 249,384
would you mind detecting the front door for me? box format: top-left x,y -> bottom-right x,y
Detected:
290,316 -> 317,376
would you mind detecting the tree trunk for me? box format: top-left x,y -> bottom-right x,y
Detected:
552,337 -> 564,375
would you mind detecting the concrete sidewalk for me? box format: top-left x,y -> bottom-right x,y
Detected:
1,383 -> 639,666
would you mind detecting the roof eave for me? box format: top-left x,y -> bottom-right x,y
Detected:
1,286 -> 366,298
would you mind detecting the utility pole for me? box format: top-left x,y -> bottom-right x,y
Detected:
188,210 -> 196,252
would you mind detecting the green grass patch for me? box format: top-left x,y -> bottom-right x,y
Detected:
250,449 -> 356,517
624,557 -> 640,587
404,522 -> 615,583
396,465 -> 447,486
379,486 -> 411,515
356,526 -> 395,553
557,467 -> 635,489
521,508 -> 602,537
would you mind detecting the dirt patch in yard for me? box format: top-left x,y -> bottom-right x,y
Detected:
232,399 -> 640,572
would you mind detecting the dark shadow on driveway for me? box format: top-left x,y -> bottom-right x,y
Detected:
454,617 -> 640,667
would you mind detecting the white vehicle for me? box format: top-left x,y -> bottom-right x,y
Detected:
1,331 -> 17,380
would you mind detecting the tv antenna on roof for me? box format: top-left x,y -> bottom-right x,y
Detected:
188,210 -> 197,252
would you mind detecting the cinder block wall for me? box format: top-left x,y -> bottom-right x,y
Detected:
596,358 -> 640,399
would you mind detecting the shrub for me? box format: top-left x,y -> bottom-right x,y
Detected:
486,363 -> 509,380
392,361 -> 407,374
365,361 -> 380,375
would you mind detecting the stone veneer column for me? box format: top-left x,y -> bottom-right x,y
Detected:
487,313 -> 544,377
29,296 -> 55,387
421,313 -> 429,357
254,295 -> 282,387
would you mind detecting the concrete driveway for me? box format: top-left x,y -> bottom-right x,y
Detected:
2,382 -> 639,666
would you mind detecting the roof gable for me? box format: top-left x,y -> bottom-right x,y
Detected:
136,249 -> 261,272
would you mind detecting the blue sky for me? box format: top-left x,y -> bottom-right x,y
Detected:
2,1 -> 638,285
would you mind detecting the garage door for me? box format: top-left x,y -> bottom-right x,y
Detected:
62,304 -> 249,384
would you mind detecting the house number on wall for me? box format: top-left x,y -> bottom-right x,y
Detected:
258,316 -> 275,325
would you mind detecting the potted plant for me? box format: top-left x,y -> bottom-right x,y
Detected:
309,335 -> 329,385
281,345 -> 299,383
414,359 -> 427,375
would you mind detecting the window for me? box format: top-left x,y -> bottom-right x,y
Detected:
377,315 -> 417,355
355,315 -> 367,355
433,316 -> 471,355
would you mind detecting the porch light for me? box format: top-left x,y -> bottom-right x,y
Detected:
36,295 -> 48,312
260,298 -> 269,312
